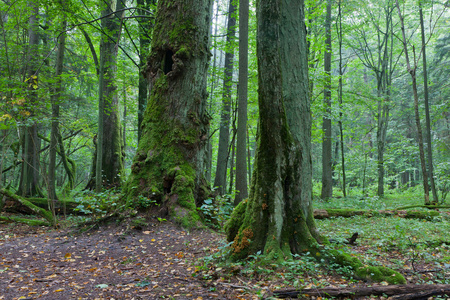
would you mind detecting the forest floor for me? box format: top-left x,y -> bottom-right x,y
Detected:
1,213 -> 449,300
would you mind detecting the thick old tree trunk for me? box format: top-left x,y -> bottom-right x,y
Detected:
123,0 -> 213,227
226,0 -> 321,260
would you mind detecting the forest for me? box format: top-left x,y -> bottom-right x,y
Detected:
1,0 -> 450,298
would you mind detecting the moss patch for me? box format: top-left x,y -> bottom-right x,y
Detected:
330,249 -> 406,284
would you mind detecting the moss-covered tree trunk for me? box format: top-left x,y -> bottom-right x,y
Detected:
123,0 -> 213,227
226,0 -> 321,260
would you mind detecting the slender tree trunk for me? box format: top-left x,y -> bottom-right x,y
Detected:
321,0 -> 333,200
395,0 -> 430,204
419,5 -> 438,204
226,0 -> 321,260
19,0 -> 42,198
214,0 -> 236,195
337,0 -> 346,197
235,0 -> 249,205
123,0 -> 213,227
48,15 -> 67,218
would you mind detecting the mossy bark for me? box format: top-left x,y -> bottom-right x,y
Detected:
225,0 -> 406,284
0,189 -> 53,225
226,0 -> 321,261
123,0 -> 213,228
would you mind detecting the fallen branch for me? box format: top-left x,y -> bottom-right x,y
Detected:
313,208 -> 440,220
272,284 -> 450,299
0,189 -> 53,225
394,204 -> 450,210
0,215 -> 50,226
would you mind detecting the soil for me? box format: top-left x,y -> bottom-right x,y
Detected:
0,218 -> 261,300
1,216 -> 448,300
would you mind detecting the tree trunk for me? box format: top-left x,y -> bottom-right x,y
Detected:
48,15 -> 67,218
213,0 -> 236,195
419,5 -> 438,204
321,0 -> 333,200
337,0 -> 346,197
123,0 -> 213,228
96,0 -> 126,191
19,0 -> 42,198
226,0 -> 321,260
395,0 -> 430,204
234,0 -> 249,206
137,0 -> 154,143
273,284 -> 450,299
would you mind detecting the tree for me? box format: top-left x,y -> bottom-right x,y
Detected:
336,0 -> 346,197
235,0 -> 249,205
419,3 -> 438,203
123,0 -> 213,227
18,0 -> 42,198
348,0 -> 397,197
48,6 -> 67,217
95,0 -> 126,191
321,0 -> 333,200
226,0 -> 322,260
395,0 -> 430,203
137,0 -> 155,143
214,0 -> 237,195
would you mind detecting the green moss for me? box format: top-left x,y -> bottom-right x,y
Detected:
405,210 -> 439,219
0,216 -> 50,226
330,249 -> 406,284
355,265 -> 406,284
224,200 -> 248,242
176,47 -> 189,58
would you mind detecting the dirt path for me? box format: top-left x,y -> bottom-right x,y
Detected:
0,220 -> 259,300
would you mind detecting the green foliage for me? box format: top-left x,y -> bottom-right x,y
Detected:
74,189 -> 124,218
198,192 -> 234,229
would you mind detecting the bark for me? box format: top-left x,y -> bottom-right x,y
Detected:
273,284 -> 450,299
137,0 -> 155,143
213,0 -> 236,195
321,0 -> 333,200
18,0 -> 42,198
96,0 -> 126,191
337,0 -> 346,197
123,0 -> 213,228
419,5 -> 438,204
395,0 -> 430,204
48,14 -> 67,217
226,0 -> 321,260
234,0 -> 249,205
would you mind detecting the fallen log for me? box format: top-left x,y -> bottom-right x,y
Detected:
0,215 -> 50,226
272,284 -> 450,299
313,208 -> 440,220
1,194 -> 79,215
0,189 -> 53,225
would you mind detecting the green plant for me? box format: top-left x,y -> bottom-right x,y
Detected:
198,193 -> 234,229
73,189 -> 123,218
